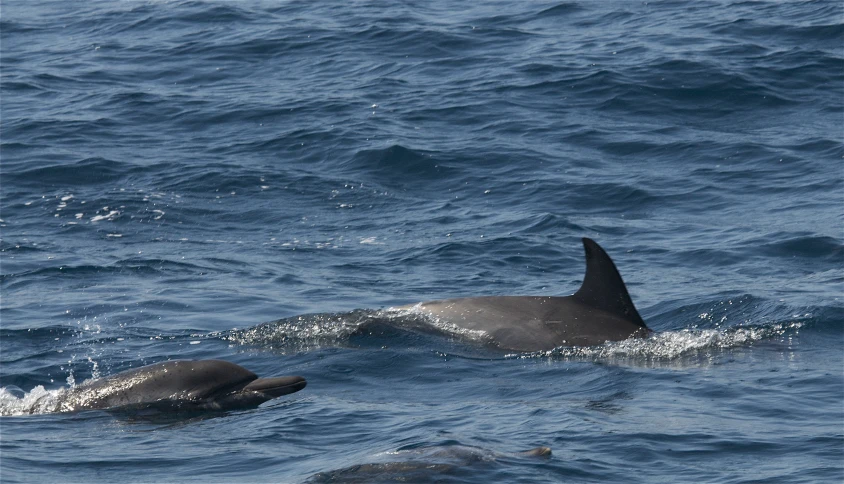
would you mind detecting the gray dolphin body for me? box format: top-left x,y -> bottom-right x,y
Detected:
395,238 -> 650,351
51,359 -> 306,413
308,445 -> 551,483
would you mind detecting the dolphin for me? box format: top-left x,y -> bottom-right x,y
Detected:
308,444 -> 551,482
48,359 -> 306,413
394,238 -> 650,351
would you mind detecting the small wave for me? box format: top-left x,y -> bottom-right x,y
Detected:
0,257 -> 207,285
345,145 -> 456,186
0,241 -> 44,254
564,181 -> 656,212
754,235 -> 843,261
536,3 -> 583,18
4,157 -> 131,186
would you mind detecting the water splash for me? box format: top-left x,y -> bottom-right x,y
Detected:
0,386 -> 65,416
219,310 -> 376,352
512,320 -> 805,361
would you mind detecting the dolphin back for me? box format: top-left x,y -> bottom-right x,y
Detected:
394,237 -> 650,351
57,360 -> 259,412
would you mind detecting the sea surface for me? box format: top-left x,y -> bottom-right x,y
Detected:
1,1 -> 842,482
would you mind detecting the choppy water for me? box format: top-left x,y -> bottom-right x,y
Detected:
2,1 -> 843,482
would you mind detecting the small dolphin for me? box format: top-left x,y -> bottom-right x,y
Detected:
49,359 -> 306,413
395,238 -> 650,351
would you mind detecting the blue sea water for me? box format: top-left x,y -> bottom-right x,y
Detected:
1,0 -> 843,482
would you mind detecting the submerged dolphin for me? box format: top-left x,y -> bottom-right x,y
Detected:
395,238 -> 650,351
308,444 -> 551,482
49,359 -> 306,413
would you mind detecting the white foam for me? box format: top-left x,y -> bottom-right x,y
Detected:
0,386 -> 64,416
521,321 -> 805,360
91,210 -> 119,222
222,312 -> 365,352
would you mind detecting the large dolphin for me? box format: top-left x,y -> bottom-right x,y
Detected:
395,238 -> 650,351
48,359 -> 306,413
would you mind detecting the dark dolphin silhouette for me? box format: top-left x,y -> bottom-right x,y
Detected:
50,359 -> 306,413
394,238 -> 650,351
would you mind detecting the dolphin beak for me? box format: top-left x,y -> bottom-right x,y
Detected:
242,376 -> 307,397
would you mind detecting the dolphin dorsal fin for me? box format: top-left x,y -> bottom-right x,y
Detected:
573,238 -> 647,328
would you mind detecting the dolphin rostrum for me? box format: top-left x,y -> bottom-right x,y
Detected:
49,359 -> 306,413
395,238 -> 650,351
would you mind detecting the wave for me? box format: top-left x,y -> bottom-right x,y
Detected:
344,144 -> 457,187
2,157 -> 132,186
754,235 -> 843,261
0,258 -> 211,288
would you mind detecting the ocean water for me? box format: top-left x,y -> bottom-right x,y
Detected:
1,0 -> 842,482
